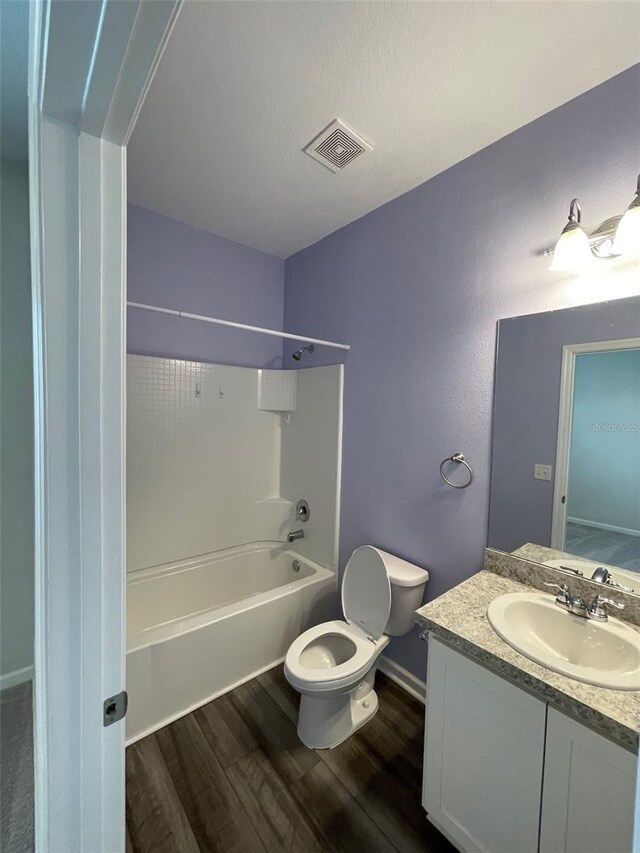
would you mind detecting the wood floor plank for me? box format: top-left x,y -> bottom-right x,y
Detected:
126,735 -> 200,853
226,747 -> 327,853
375,673 -> 425,744
226,676 -> 319,784
292,760 -> 397,853
126,664 -> 455,853
155,713 -> 265,853
353,706 -> 423,792
320,726 -> 455,853
256,665 -> 299,724
194,692 -> 258,769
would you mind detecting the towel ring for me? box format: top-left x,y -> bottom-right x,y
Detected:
439,452 -> 473,489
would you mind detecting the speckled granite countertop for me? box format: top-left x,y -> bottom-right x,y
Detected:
416,570 -> 640,752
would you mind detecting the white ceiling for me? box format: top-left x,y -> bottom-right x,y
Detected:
128,1 -> 640,259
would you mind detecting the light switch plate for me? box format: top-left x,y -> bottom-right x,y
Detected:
534,463 -> 552,481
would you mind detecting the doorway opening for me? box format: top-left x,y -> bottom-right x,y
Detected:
552,339 -> 640,573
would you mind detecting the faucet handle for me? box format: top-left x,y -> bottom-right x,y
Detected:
593,594 -> 624,609
544,581 -> 569,595
558,565 -> 584,577
609,580 -> 635,593
544,581 -> 567,590
588,594 -> 624,622
544,582 -> 571,608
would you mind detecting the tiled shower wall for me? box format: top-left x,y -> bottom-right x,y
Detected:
127,356 -> 342,572
127,356 -> 288,571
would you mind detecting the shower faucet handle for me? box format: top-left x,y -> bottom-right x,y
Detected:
296,499 -> 310,522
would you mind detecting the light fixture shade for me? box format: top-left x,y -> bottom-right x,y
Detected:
612,204 -> 640,257
549,224 -> 592,272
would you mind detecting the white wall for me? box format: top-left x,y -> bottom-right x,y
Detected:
127,356 -> 343,572
281,365 -> 343,569
0,157 -> 34,680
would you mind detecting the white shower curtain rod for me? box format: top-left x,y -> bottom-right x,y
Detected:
127,301 -> 351,351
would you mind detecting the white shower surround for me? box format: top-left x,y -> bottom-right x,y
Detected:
126,356 -> 343,571
127,357 -> 286,571
126,542 -> 335,743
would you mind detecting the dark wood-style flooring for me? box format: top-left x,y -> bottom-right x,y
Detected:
125,667 -> 455,853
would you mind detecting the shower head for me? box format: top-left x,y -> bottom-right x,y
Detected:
292,344 -> 315,361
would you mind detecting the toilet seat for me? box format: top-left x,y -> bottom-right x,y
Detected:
341,546 -> 391,640
285,544 -> 429,749
284,620 -> 389,694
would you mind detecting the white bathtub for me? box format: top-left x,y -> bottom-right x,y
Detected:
126,542 -> 335,743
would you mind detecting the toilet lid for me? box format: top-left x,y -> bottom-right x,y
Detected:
342,546 -> 391,640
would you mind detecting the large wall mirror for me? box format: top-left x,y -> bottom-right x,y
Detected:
488,295 -> 640,594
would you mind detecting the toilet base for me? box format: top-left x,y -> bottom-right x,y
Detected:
297,672 -> 379,749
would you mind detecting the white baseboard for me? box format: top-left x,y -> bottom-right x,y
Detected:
567,517 -> 640,539
377,655 -> 426,705
0,665 -> 34,692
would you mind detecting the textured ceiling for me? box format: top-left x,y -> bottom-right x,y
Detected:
128,1 -> 640,258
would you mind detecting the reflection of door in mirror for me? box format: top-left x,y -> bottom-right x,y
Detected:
552,342 -> 640,574
488,296 -> 640,587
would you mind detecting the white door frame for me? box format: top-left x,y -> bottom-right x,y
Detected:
550,337 -> 640,551
28,2 -> 181,850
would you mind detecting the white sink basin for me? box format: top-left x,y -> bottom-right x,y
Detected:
487,592 -> 640,691
543,557 -> 637,592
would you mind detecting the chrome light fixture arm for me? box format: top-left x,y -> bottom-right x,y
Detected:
546,172 -> 640,266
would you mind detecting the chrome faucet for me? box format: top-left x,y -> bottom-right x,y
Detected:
287,529 -> 305,543
591,566 -> 611,584
590,566 -> 634,593
587,594 -> 625,622
545,582 -> 588,617
544,582 -> 625,622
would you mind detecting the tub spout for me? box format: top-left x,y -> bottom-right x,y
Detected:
287,529 -> 305,543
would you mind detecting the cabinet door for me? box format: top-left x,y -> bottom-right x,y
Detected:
423,637 -> 546,853
540,707 -> 636,853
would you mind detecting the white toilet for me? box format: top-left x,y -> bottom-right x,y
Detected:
284,545 -> 429,749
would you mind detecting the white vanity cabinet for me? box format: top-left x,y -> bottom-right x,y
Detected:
539,707 -> 636,853
423,636 -> 637,853
423,637 -> 546,853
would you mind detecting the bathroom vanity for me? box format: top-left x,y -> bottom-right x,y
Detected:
416,568 -> 639,853
422,296 -> 640,852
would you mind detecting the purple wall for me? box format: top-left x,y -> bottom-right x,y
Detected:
489,296 -> 640,554
127,204 -> 285,368
284,65 -> 640,679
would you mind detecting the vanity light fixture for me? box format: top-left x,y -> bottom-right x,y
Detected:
549,199 -> 592,272
548,173 -> 640,271
612,173 -> 640,257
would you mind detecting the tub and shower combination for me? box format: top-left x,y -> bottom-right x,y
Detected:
126,541 -> 335,742
125,356 -> 343,742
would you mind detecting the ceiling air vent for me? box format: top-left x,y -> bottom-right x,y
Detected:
304,119 -> 372,174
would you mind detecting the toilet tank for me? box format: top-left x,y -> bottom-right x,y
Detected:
378,549 -> 430,636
